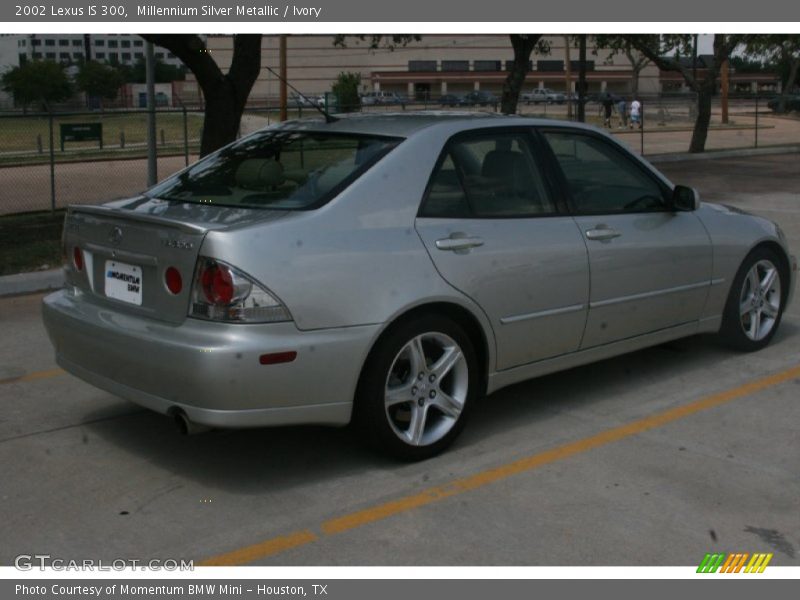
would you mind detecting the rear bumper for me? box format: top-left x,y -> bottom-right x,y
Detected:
42,288 -> 380,428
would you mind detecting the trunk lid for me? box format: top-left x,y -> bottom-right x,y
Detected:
63,196 -> 290,324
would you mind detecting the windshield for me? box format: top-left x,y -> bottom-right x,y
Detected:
147,130 -> 401,210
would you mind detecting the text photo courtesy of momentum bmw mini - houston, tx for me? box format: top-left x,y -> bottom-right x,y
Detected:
1,0 -> 800,595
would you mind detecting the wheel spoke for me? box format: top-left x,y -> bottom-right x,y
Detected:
431,391 -> 462,419
762,301 -> 779,319
406,404 -> 428,445
749,309 -> 762,339
740,297 -> 753,317
407,336 -> 427,374
761,267 -> 778,293
385,381 -> 416,407
747,267 -> 760,294
431,346 -> 462,380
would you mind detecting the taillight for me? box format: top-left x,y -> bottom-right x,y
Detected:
190,257 -> 291,323
73,247 -> 84,271
165,267 -> 183,295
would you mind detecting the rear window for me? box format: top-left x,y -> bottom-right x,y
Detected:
147,130 -> 401,210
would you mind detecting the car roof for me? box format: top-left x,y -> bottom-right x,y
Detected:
271,111 -> 601,137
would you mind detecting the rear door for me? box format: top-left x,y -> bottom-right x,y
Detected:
539,128 -> 713,348
415,129 -> 590,371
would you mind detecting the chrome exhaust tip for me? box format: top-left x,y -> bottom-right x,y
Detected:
173,410 -> 211,435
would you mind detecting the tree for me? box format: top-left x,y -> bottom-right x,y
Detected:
139,34 -> 262,156
744,35 -> 800,112
119,57 -> 186,84
332,72 -> 361,112
592,36 -> 650,96
1,60 -> 72,111
332,35 -> 422,51
500,35 -> 549,114
623,34 -> 750,153
76,61 -> 123,109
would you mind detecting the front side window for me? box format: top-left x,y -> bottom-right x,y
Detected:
543,130 -> 667,213
147,131 -> 401,211
422,132 -> 555,218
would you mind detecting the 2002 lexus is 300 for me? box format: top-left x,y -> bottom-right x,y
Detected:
43,113 -> 796,459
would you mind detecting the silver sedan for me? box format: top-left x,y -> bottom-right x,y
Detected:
43,113 -> 796,459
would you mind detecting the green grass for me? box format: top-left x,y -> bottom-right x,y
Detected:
0,112 -> 204,157
0,210 -> 65,276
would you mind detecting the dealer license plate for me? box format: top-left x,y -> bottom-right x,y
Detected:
105,260 -> 143,305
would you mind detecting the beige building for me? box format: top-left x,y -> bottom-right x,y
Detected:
201,35 -> 662,100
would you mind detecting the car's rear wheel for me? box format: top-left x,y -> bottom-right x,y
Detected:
354,315 -> 478,460
719,247 -> 787,351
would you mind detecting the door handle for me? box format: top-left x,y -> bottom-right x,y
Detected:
585,226 -> 621,241
435,234 -> 484,252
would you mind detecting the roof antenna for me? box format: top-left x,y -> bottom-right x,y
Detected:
264,65 -> 338,123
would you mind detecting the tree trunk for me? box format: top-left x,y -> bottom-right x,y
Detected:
778,57 -> 799,112
689,85 -> 713,153
200,81 -> 245,156
631,66 -> 641,96
500,35 -> 541,115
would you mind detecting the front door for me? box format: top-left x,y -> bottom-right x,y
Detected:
540,129 -> 713,348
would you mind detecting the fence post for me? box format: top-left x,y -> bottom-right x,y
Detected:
640,106 -> 644,155
754,96 -> 759,149
48,111 -> 56,213
182,106 -> 189,167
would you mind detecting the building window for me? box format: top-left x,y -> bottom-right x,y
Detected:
59,39 -> 69,47
32,52 -> 42,59
59,53 -> 70,61
121,52 -> 131,61
73,39 -> 83,47
45,39 -> 55,46
442,60 -> 469,72
108,40 -> 118,48
95,52 -> 105,59
134,39 -> 143,47
409,60 -> 437,72
72,52 -> 83,59
537,60 -> 565,72
155,52 -> 165,59
167,53 -> 176,59
134,52 -> 143,60
18,39 -> 26,47
109,52 -> 119,63
31,39 -> 41,46
505,60 -> 533,71
45,52 -> 56,59
569,60 -> 595,71
121,40 -> 131,48
474,60 -> 502,72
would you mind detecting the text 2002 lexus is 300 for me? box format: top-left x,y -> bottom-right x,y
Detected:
43,113 -> 796,459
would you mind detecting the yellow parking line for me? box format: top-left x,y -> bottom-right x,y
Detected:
0,368 -> 64,386
197,530 -> 318,566
200,363 -> 800,566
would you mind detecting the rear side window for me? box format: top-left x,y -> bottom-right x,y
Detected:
543,130 -> 668,214
422,132 -> 556,218
147,131 -> 400,211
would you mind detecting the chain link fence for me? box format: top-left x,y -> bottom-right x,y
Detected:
1,93 -> 797,275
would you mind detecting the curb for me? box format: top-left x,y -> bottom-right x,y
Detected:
646,144 -> 800,163
0,268 -> 63,298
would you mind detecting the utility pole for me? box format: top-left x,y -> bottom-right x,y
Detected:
577,35 -> 587,122
145,40 -> 157,186
721,57 -> 730,124
564,36 -> 573,119
279,35 -> 288,121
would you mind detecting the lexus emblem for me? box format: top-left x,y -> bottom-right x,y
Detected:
109,226 -> 123,246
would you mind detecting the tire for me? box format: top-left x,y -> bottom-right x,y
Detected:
353,314 -> 479,460
719,246 -> 787,352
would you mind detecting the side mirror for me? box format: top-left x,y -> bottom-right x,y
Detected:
672,185 -> 700,212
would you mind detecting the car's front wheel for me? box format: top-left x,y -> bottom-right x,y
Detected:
354,315 -> 479,460
720,247 -> 787,351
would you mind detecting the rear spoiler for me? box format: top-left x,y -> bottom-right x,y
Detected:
67,204 -> 208,235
